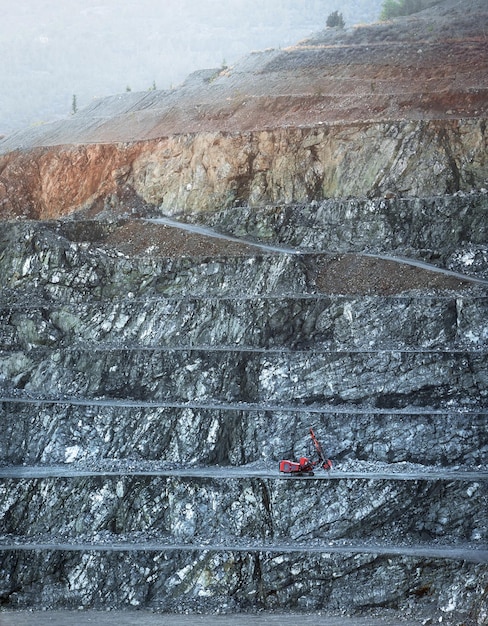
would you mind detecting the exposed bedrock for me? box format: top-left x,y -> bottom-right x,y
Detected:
2,295 -> 487,351
1,119 -> 487,218
0,208 -> 486,621
199,191 -> 488,279
1,549 -> 486,614
0,403 -> 486,468
1,475 -> 486,545
1,347 -> 486,407
115,119 -> 488,214
134,119 -> 488,213
0,221 -> 314,301
1,2 -> 487,620
0,206 -> 487,623
2,193 -> 487,304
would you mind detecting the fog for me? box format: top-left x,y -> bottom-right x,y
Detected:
0,0 -> 384,136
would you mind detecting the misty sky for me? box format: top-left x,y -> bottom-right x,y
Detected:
1,0 -> 384,136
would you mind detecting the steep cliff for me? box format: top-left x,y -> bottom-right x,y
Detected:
0,0 -> 487,624
1,210 -> 488,622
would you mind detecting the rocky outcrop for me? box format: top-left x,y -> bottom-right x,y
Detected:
1,119 -> 486,218
2,548 -> 485,615
197,191 -> 488,279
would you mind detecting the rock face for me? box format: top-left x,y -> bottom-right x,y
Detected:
0,0 -> 487,623
1,119 -> 487,218
0,204 -> 487,622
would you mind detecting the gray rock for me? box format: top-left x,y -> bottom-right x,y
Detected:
0,195 -> 486,621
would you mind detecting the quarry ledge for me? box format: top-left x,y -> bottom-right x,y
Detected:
0,538 -> 486,563
1,394 -> 486,414
0,462 -> 487,482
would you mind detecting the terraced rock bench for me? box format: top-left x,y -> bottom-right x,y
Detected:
0,207 -> 487,622
0,465 -> 486,613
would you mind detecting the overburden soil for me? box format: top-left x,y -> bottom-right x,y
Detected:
0,0 -> 486,150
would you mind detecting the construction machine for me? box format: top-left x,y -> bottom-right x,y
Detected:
279,428 -> 332,476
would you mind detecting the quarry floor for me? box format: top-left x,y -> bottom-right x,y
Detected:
0,612 -> 425,626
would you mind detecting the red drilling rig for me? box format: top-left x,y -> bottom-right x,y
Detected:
279,428 -> 333,476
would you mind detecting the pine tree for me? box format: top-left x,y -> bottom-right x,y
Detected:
326,10 -> 345,28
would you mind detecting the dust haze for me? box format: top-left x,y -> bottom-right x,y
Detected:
0,0 -> 384,136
